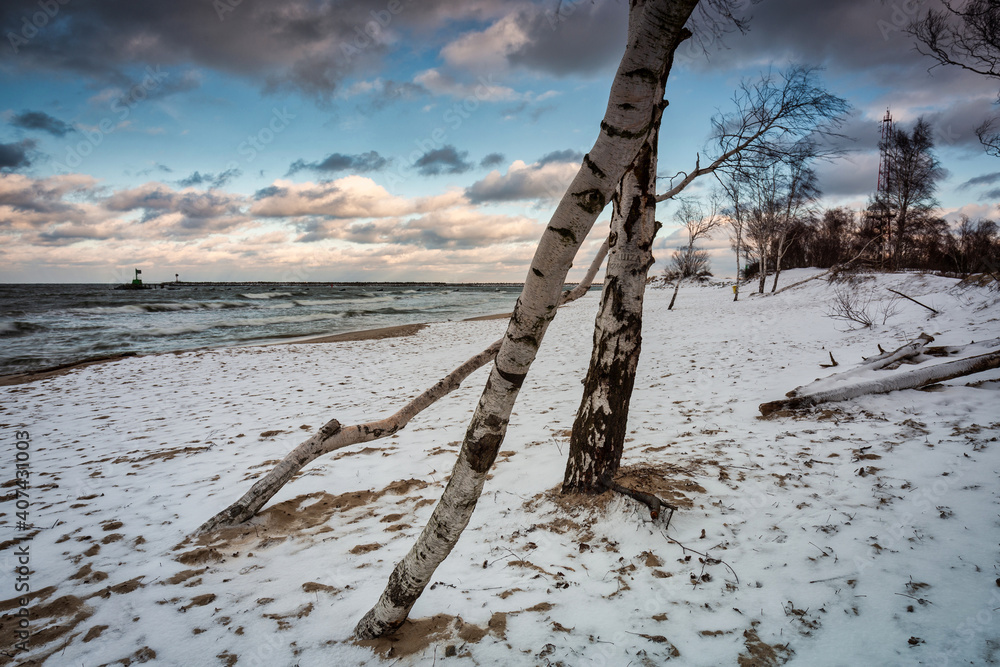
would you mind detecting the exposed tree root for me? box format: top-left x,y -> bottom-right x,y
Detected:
602,474 -> 677,528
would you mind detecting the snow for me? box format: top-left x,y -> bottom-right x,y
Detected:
2,269 -> 999,666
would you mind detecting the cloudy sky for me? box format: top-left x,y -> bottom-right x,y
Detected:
1,0 -> 998,283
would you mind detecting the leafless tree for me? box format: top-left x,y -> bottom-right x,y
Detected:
770,145 -> 820,292
876,117 -> 945,269
907,0 -> 1000,156
667,196 -> 723,309
561,65 -> 847,494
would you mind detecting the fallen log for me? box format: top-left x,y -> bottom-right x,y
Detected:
887,288 -> 939,314
925,337 -> 1000,357
859,332 -> 935,370
760,348 -> 1000,416
771,239 -> 877,296
195,239 -> 609,535
788,333 -> 934,398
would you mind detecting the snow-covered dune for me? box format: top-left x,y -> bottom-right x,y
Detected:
2,270 -> 998,666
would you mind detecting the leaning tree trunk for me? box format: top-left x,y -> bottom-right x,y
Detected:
194,239 -> 609,536
668,274 -> 683,310
354,0 -> 700,639
770,243 -> 785,293
733,234 -> 742,301
562,104 -> 663,494
758,246 -> 768,293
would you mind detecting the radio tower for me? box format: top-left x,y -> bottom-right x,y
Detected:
876,109 -> 893,194
873,109 -> 894,267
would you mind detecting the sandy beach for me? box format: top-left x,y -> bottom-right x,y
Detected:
0,322 -> 437,388
1,269 -> 999,666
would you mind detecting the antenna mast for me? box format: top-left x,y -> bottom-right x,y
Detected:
876,108 -> 893,194
874,109 -> 894,267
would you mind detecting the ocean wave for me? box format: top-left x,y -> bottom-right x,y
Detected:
241,292 -> 293,299
126,312 -> 346,337
0,321 -> 46,337
73,301 -> 246,314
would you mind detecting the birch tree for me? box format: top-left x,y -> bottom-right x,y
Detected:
561,104 -> 664,494
769,149 -> 819,292
560,65 -> 848,495
354,0 -> 703,638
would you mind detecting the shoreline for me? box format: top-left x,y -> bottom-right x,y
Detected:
0,313 -> 512,387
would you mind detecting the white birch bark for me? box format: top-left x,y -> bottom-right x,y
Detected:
760,348 -> 1000,416
354,0 -> 701,638
195,241 -> 608,536
563,121 -> 661,493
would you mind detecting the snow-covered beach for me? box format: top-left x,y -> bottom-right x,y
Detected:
2,269 -> 999,666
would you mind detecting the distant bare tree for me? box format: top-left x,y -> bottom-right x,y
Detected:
667,196 -> 722,309
769,145 -> 820,292
876,117 -> 945,269
945,216 -> 1000,275
908,0 -> 1000,156
812,207 -> 858,268
724,147 -> 821,294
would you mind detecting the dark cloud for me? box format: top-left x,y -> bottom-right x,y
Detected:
676,0 -> 935,73
959,172 -> 1000,190
9,110 -> 74,137
0,140 -> 35,171
981,187 -> 1000,201
177,167 -> 242,189
507,0 -> 627,76
538,149 -> 583,166
414,145 -> 473,176
0,0 -> 509,103
287,151 -> 388,175
253,185 -> 287,200
135,163 -> 174,177
813,152 -> 880,198
480,152 -> 505,168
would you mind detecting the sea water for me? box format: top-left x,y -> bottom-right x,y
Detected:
0,282 -> 524,376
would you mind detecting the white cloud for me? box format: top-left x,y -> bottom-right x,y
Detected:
440,12 -> 530,73
413,69 -> 521,102
466,158 -> 579,203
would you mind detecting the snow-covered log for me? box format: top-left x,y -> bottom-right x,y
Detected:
786,333 -> 934,399
760,348 -> 1000,416
925,337 -> 1000,357
858,332 -> 934,370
